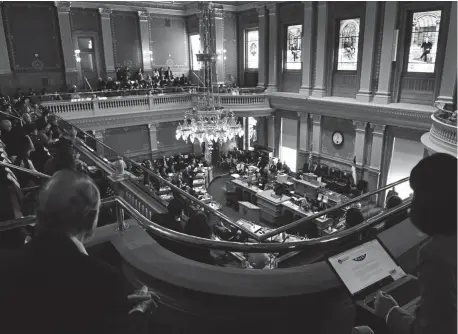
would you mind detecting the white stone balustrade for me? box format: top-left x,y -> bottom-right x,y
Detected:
422,112 -> 457,157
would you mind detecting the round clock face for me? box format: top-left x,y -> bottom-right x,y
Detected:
332,131 -> 344,146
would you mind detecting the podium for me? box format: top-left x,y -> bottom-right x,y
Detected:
239,201 -> 260,223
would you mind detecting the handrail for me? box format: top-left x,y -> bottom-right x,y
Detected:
257,177 -> 410,241
0,161 -> 51,179
0,196 -> 412,252
54,115 -> 239,228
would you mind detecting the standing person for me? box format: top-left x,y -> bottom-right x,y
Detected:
181,212 -> 213,264
374,153 -> 457,334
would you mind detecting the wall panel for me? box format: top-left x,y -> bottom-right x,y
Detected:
157,121 -> 193,156
2,2 -> 64,90
149,14 -> 188,72
111,11 -> 142,70
321,117 -> 355,160
224,12 -> 238,84
104,125 -> 150,158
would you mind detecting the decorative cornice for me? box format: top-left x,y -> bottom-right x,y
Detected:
98,8 -> 112,19
137,10 -> 149,21
55,1 -> 71,13
269,93 -> 433,131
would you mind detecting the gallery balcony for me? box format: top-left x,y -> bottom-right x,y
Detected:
41,88 -> 273,130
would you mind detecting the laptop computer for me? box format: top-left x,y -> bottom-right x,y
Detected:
327,238 -> 420,314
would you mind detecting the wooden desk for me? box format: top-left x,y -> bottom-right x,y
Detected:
282,200 -> 331,225
292,178 -> 326,198
232,179 -> 263,204
239,201 -> 260,223
256,189 -> 291,225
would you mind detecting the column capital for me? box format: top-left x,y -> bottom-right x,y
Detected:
302,1 -> 314,9
370,123 -> 386,135
256,5 -> 266,17
137,11 -> 149,21
266,3 -> 277,15
98,8 -> 112,19
54,1 -> 71,13
353,120 -> 368,131
311,114 -> 322,123
148,123 -> 158,131
94,129 -> 105,138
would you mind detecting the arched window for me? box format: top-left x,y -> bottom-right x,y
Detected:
337,18 -> 360,71
407,10 -> 442,73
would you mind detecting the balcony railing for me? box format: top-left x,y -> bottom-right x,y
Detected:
430,111 -> 457,147
41,90 -> 270,117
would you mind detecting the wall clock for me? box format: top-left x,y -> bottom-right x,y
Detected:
332,131 -> 344,146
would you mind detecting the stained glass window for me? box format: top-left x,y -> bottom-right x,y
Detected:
190,34 -> 201,70
407,10 -> 441,73
246,29 -> 259,69
337,18 -> 360,71
286,25 -> 302,70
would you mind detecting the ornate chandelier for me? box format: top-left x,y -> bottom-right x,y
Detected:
175,2 -> 243,144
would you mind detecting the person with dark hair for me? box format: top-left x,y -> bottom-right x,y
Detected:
0,170 -> 154,334
43,137 -> 77,175
384,194 -> 408,229
152,198 -> 184,233
11,135 -> 38,188
375,153 -> 457,334
345,206 -> 364,228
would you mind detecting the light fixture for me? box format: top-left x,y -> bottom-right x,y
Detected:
74,49 -> 81,63
176,2 -> 243,144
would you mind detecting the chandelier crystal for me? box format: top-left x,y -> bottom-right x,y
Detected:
176,2 -> 243,144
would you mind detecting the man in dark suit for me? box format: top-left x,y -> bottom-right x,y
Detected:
0,170 -> 154,334
420,37 -> 432,62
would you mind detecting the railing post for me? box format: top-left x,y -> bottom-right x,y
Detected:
92,97 -> 100,116
148,91 -> 154,110
114,202 -> 129,232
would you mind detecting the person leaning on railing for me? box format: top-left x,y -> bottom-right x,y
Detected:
0,170 -> 157,334
374,153 -> 457,334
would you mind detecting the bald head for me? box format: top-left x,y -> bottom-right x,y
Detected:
36,170 -> 100,238
0,120 -> 11,132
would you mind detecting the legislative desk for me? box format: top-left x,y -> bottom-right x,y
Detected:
292,177 -> 326,198
86,218 -> 428,334
256,189 -> 291,225
231,178 -> 263,204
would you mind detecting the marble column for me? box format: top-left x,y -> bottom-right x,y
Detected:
257,6 -> 267,88
369,124 -> 385,171
299,2 -> 314,96
310,114 -> 322,156
373,2 -> 398,104
0,3 -> 12,85
369,123 -> 386,205
138,11 -> 152,74
148,123 -> 158,153
356,2 -> 378,102
55,1 -> 78,87
298,112 -> 310,152
98,8 -> 116,78
311,2 -> 328,98
436,1 -> 457,105
94,130 -> 105,158
353,121 -> 368,166
266,3 -> 278,92
267,115 -> 275,153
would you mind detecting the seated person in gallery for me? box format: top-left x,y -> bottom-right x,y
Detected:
152,69 -> 160,80
420,37 -> 433,62
276,160 -> 283,171
282,162 -> 291,174
164,67 -> 173,80
97,78 -> 106,91
270,164 -> 278,174
106,77 -> 116,90
179,74 -> 188,86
